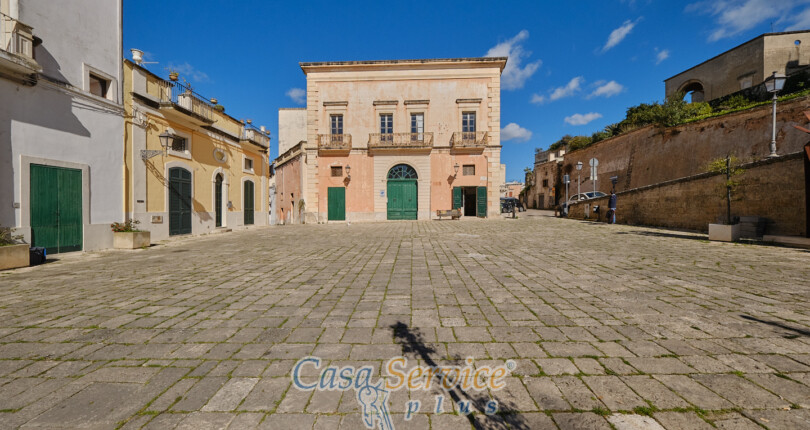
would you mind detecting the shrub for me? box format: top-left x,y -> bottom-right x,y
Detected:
0,227 -> 24,246
111,219 -> 142,233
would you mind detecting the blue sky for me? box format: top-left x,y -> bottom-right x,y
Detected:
123,0 -> 810,181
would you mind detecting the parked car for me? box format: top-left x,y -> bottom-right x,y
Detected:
568,191 -> 607,203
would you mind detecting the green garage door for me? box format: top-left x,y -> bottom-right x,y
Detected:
30,164 -> 83,254
244,180 -> 254,225
327,187 -> 345,221
386,164 -> 418,220
168,167 -> 192,235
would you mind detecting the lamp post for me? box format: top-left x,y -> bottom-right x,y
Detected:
345,164 -> 351,180
764,71 -> 787,158
453,162 -> 459,178
576,161 -> 582,199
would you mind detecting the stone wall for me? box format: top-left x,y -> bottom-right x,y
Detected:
568,153 -> 806,237
560,95 -> 810,197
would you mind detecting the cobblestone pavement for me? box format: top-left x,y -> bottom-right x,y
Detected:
1,213 -> 810,429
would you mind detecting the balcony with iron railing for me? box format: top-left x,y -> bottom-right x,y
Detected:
451,131 -> 489,148
157,79 -> 214,125
368,132 -> 433,150
317,134 -> 352,152
0,11 -> 41,80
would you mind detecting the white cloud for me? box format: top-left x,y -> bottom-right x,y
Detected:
485,30 -> 542,90
686,0 -> 810,41
655,48 -> 670,65
531,76 -> 583,104
602,19 -> 640,52
286,88 -> 306,105
167,62 -> 210,83
501,123 -> 533,142
589,80 -> 625,98
565,112 -> 603,126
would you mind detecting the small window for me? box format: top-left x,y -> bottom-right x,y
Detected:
542,179 -> 549,188
330,115 -> 343,135
171,137 -> 187,152
462,112 -> 476,133
244,157 -> 254,172
89,74 -> 109,98
739,75 -> 753,90
463,164 -> 475,176
380,114 -> 393,134
331,166 -> 343,177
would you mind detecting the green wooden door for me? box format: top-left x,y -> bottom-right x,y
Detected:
327,187 -> 345,221
168,167 -> 192,235
30,164 -> 82,254
452,187 -> 462,209
476,186 -> 487,218
244,180 -> 255,225
215,174 -> 223,227
387,181 -> 417,220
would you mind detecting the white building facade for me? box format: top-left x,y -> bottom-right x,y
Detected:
0,0 -> 125,252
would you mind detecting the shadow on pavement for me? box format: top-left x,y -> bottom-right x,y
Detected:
390,322 -> 529,429
740,315 -> 810,338
615,230 -> 707,241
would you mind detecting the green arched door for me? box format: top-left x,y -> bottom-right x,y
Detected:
386,164 -> 417,220
215,174 -> 223,227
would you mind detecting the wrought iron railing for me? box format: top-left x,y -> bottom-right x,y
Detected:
451,131 -> 488,148
368,132 -> 433,148
157,79 -> 214,122
317,134 -> 352,151
242,127 -> 271,147
0,11 -> 34,60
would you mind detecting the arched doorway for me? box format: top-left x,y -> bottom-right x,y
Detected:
168,167 -> 192,235
215,173 -> 223,227
387,164 -> 418,220
679,81 -> 705,103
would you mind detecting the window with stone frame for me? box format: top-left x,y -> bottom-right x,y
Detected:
331,166 -> 343,177
463,164 -> 475,176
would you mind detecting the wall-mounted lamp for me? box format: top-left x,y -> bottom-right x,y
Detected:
345,164 -> 351,180
453,162 -> 460,178
141,129 -> 175,160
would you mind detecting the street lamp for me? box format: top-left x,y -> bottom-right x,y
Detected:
575,161 -> 583,199
158,130 -> 174,155
764,71 -> 787,157
345,164 -> 351,180
453,162 -> 460,178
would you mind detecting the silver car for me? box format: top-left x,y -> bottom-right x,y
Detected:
569,191 -> 607,203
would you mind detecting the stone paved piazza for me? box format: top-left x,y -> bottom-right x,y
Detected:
1,213 -> 809,429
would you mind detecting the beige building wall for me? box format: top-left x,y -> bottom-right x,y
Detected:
299,58 -> 506,222
278,108 -> 307,154
665,31 -> 810,102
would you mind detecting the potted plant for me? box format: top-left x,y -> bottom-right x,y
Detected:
168,70 -> 179,81
0,227 -> 29,270
111,220 -> 150,249
707,155 -> 744,242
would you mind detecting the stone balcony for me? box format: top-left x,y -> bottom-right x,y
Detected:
451,131 -> 489,149
0,11 -> 41,85
368,132 -> 433,150
317,134 -> 352,153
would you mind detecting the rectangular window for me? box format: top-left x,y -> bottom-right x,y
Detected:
462,112 -> 476,133
331,166 -> 343,177
410,113 -> 424,140
330,115 -> 343,135
542,179 -> 549,188
463,164 -> 475,176
244,157 -> 254,172
739,75 -> 753,90
380,114 -> 393,143
170,137 -> 187,153
89,74 -> 109,98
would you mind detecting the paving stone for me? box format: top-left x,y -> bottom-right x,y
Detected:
691,374 -> 790,409
582,375 -> 647,411
653,375 -> 734,410
654,411 -> 714,430
553,412 -> 612,430
607,413 -> 666,430
202,377 -> 259,411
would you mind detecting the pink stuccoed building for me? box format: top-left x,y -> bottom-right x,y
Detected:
275,57 -> 507,223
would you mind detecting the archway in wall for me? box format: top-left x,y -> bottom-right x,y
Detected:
679,81 -> 705,103
386,164 -> 418,220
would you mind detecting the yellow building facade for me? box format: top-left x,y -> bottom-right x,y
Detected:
123,60 -> 270,240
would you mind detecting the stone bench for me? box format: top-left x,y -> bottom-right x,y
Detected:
436,209 -> 461,220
